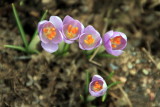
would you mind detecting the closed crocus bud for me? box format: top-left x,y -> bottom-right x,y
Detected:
62,15 -> 84,44
89,75 -> 107,97
79,25 -> 102,50
103,30 -> 127,56
38,16 -> 63,53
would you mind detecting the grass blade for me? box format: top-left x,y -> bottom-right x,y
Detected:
102,92 -> 107,102
107,71 -> 114,81
63,43 -> 70,53
12,3 -> 28,48
87,95 -> 96,102
28,10 -> 48,50
85,71 -> 89,95
4,45 -> 26,52
97,53 -> 117,58
108,81 -> 121,89
31,10 -> 48,40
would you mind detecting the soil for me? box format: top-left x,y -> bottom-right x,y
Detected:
0,0 -> 160,107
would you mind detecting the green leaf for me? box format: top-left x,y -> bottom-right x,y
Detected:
85,71 -> 89,95
58,42 -> 65,54
28,10 -> 48,50
63,43 -> 70,53
102,92 -> 107,102
97,46 -> 105,54
108,81 -> 121,89
4,45 -> 26,52
97,53 -> 117,58
27,49 -> 40,54
12,3 -> 28,48
107,71 -> 114,80
87,95 -> 96,102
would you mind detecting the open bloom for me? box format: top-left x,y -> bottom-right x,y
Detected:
38,16 -> 63,53
62,15 -> 84,44
89,75 -> 107,97
103,30 -> 127,56
79,25 -> 102,50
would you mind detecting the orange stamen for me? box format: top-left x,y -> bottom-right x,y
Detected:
93,81 -> 102,92
43,28 -> 48,33
43,27 -> 56,40
67,32 -> 73,38
84,35 -> 95,45
67,25 -> 79,38
68,25 -> 72,33
111,44 -> 117,48
50,27 -> 55,31
110,36 -> 122,48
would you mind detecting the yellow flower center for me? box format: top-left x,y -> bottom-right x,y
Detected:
84,35 -> 95,45
43,27 -> 56,40
67,25 -> 78,38
92,81 -> 103,92
110,36 -> 122,48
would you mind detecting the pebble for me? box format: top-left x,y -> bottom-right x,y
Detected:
142,69 -> 149,75
119,77 -> 127,83
127,62 -> 133,69
130,69 -> 137,75
157,62 -> 160,70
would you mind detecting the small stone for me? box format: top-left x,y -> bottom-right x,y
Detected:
142,69 -> 149,75
127,63 -> 133,69
39,95 -> 44,100
110,63 -> 119,70
130,69 -> 137,75
157,62 -> 160,70
119,77 -> 127,83
149,92 -> 155,101
136,59 -> 140,64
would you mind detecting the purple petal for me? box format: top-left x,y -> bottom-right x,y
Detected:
103,30 -> 127,56
62,20 -> 84,41
38,21 -> 54,43
79,33 -> 102,50
51,30 -> 63,44
92,75 -> 104,81
89,82 -> 107,97
39,28 -> 50,44
84,25 -> 100,36
103,30 -> 113,44
104,41 -> 124,56
79,26 -> 102,50
63,15 -> 74,24
64,38 -> 74,44
38,20 -> 48,33
41,42 -> 58,53
49,16 -> 63,31
89,75 -> 107,97
119,32 -> 127,41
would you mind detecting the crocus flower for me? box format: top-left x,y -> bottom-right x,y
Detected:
79,25 -> 102,50
62,15 -> 84,44
38,16 -> 63,53
103,30 -> 127,56
89,75 -> 107,97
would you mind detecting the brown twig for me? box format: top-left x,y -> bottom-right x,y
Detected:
89,10 -> 110,66
89,47 -> 102,66
142,47 -> 157,68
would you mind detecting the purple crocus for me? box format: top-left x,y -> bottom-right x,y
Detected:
38,16 -> 63,53
79,25 -> 102,50
89,75 -> 107,97
62,15 -> 84,44
103,30 -> 127,56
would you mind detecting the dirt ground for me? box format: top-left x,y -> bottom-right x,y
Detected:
0,0 -> 160,107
